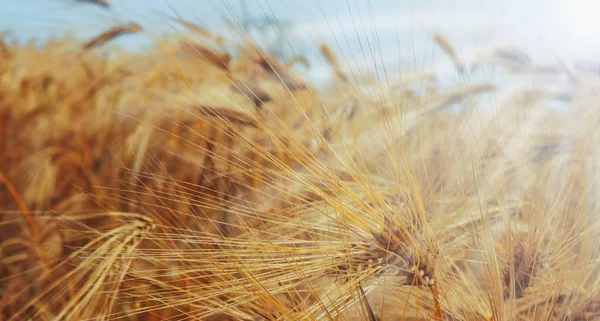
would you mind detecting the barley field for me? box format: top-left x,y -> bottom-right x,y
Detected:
1,1 -> 599,320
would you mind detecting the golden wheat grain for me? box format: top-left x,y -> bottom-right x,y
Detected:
82,23 -> 143,51
432,33 -> 465,73
1,9 -> 600,321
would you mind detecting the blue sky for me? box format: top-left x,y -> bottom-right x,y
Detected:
1,0 -> 598,86
2,0 -> 597,55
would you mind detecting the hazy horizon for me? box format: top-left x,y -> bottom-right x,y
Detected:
1,0 -> 598,87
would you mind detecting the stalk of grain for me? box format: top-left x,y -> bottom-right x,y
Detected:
1,12 -> 599,321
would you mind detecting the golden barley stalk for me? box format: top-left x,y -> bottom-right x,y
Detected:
1,7 -> 599,321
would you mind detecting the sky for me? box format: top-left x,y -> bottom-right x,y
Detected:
1,0 -> 598,85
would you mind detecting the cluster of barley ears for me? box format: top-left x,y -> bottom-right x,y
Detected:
1,3 -> 600,321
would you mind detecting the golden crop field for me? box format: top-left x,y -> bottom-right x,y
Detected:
1,2 -> 599,320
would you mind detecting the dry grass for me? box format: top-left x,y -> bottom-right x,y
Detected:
1,11 -> 599,321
